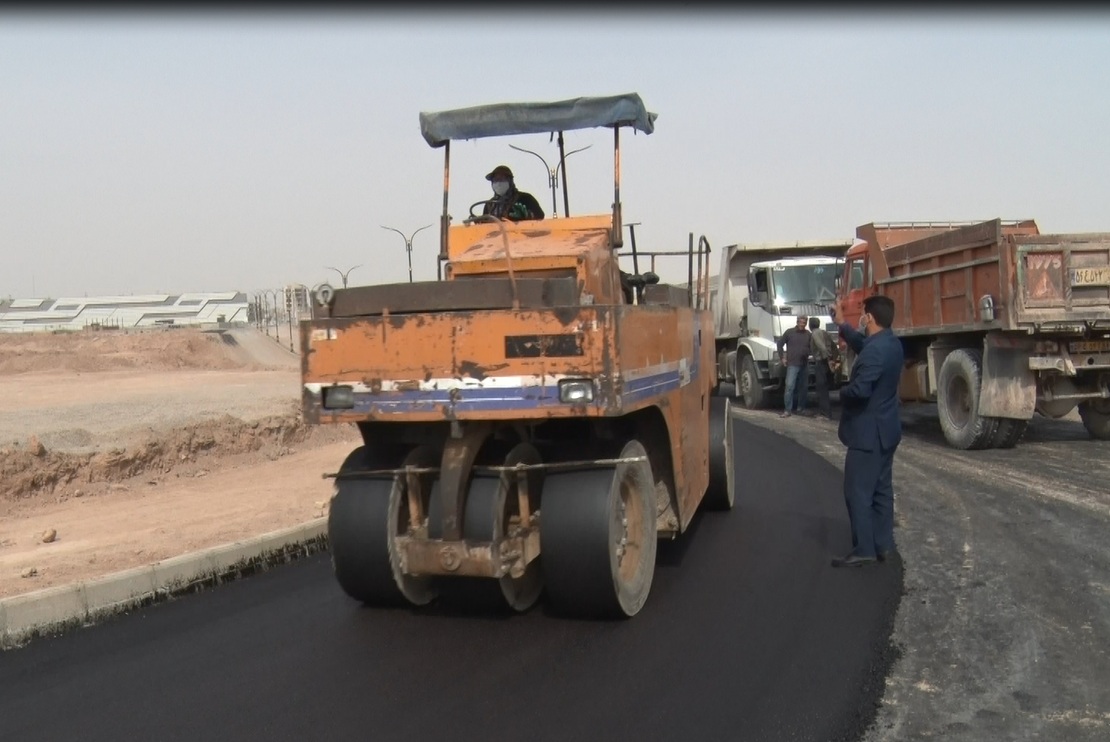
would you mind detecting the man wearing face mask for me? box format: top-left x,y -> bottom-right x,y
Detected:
481,165 -> 545,222
829,294 -> 904,568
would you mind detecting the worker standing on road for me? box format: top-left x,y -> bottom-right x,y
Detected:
482,165 -> 545,222
808,316 -> 838,420
829,295 -> 903,568
778,314 -> 812,418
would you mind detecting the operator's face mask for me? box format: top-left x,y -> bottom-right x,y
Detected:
491,180 -> 510,197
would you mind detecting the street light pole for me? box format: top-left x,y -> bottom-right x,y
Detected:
509,141 -> 591,218
286,283 -> 310,354
381,224 -> 432,283
288,286 -> 297,353
325,265 -> 362,289
262,289 -> 280,339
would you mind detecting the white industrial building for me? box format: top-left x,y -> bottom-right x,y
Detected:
0,292 -> 250,333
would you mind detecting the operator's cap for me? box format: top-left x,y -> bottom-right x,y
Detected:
485,165 -> 514,181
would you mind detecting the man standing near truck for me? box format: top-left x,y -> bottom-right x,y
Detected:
809,316 -> 838,419
829,295 -> 903,568
778,314 -> 812,418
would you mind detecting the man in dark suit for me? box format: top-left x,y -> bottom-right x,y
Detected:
830,294 -> 904,568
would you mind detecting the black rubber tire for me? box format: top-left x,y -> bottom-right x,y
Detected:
430,443 -> 545,613
328,445 -> 438,607
491,443 -> 545,611
738,354 -> 766,410
936,349 -> 999,450
989,418 -> 1029,449
1079,399 -> 1110,440
427,476 -> 507,613
703,396 -> 735,511
541,439 -> 657,619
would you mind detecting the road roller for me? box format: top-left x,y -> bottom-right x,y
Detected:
301,93 -> 733,618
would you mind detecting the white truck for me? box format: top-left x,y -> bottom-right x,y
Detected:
711,241 -> 851,408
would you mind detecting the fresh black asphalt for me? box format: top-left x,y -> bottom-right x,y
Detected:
0,419 -> 902,742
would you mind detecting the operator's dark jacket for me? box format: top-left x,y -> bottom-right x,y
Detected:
483,188 -> 544,221
836,324 -> 904,452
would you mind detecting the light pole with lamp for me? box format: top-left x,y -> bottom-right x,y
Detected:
250,293 -> 263,330
380,224 -> 432,283
262,289 -> 280,340
325,265 -> 361,289
257,291 -> 270,336
508,140 -> 591,218
285,283 -> 311,353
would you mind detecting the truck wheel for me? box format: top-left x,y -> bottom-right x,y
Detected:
541,439 -> 657,618
703,396 -> 735,511
989,418 -> 1029,449
936,349 -> 999,450
328,445 -> 438,607
738,354 -> 766,410
1079,400 -> 1110,440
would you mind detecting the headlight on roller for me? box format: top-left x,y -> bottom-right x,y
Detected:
558,379 -> 595,404
322,385 -> 355,410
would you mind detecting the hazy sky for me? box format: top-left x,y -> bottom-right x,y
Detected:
3,10 -> 1109,298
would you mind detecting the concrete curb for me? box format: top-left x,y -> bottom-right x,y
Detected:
0,518 -> 328,651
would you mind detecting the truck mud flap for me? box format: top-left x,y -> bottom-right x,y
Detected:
979,332 -> 1036,419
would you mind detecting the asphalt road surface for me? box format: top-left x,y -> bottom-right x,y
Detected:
732,395 -> 1110,741
0,418 -> 902,742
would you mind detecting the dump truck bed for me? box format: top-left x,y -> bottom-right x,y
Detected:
869,220 -> 1110,334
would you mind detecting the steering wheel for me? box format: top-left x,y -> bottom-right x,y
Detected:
464,200 -> 498,225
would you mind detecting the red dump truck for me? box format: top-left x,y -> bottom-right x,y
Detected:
836,219 -> 1110,449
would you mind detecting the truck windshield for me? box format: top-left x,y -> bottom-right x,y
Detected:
771,265 -> 839,304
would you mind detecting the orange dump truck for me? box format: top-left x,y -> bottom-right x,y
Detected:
837,219 -> 1110,449
300,94 -> 733,618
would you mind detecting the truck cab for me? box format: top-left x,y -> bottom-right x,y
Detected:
712,243 -> 848,409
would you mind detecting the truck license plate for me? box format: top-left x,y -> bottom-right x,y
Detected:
1070,340 -> 1110,353
1071,266 -> 1110,286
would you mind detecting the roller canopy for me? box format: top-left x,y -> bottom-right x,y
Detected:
419,93 -> 656,148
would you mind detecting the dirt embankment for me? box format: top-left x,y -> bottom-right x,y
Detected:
0,327 -> 346,505
1,408 -> 315,502
0,327 -> 262,375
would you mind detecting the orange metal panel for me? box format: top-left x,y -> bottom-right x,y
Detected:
612,304 -> 714,527
447,214 -> 612,263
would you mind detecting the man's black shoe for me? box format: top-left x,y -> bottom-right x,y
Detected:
877,549 -> 898,563
831,553 -> 878,568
